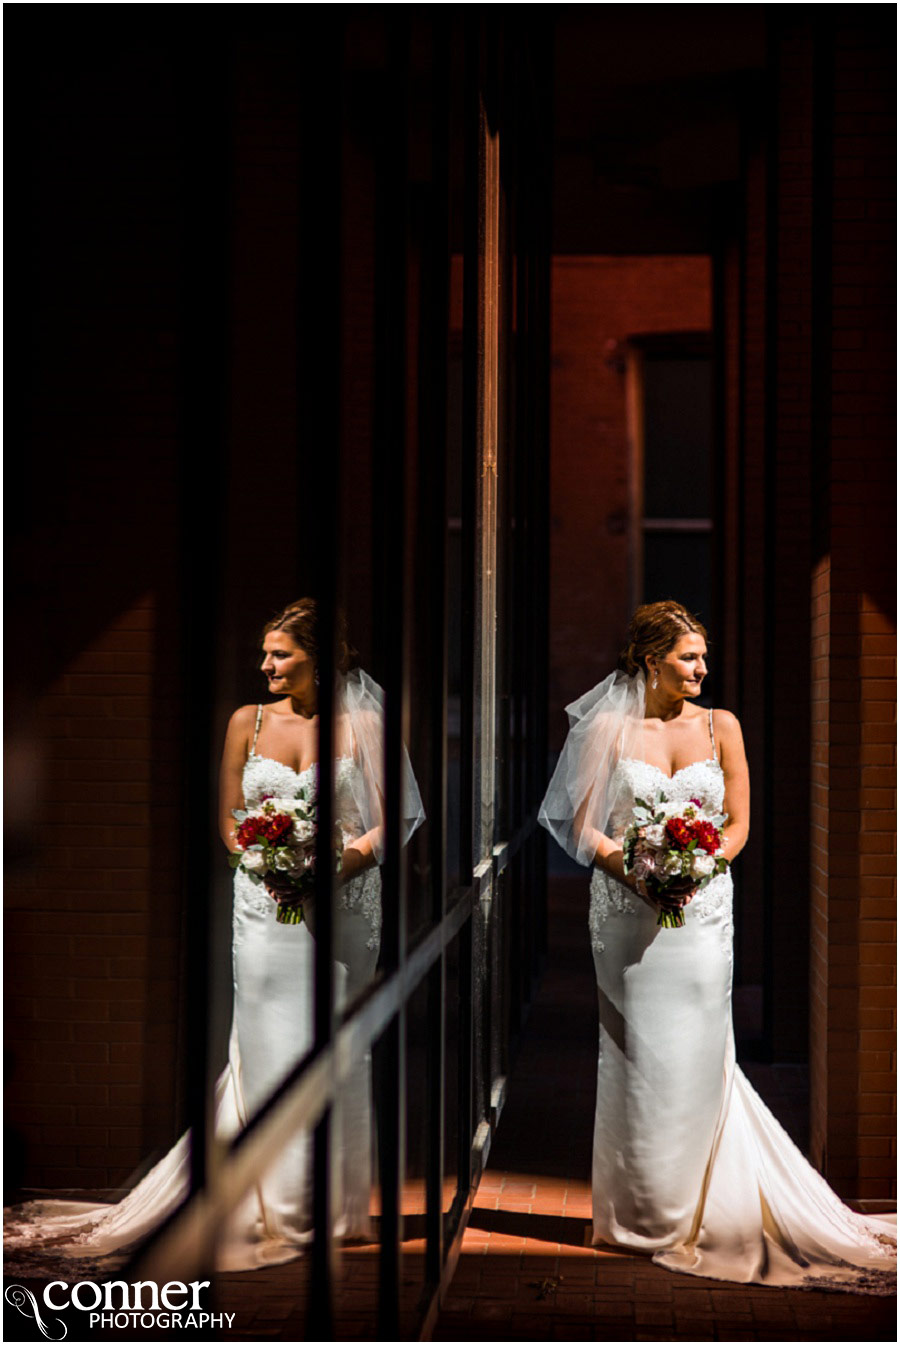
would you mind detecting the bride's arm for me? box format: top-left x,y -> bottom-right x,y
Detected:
341,741 -> 382,881
576,798 -> 646,895
716,709 -> 750,861
341,828 -> 380,881
218,706 -> 255,852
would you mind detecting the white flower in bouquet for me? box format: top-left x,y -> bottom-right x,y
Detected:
661,851 -> 684,878
273,849 -> 306,874
292,818 -> 316,846
241,849 -> 267,874
643,823 -> 666,848
690,850 -> 717,880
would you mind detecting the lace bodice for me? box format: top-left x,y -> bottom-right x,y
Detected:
242,753 -> 365,839
590,756 -> 732,947
235,752 -> 382,947
606,756 -> 725,839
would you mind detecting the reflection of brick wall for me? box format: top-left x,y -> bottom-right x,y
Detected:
549,256 -> 711,742
5,600 -> 183,1191
6,29 -> 325,1193
809,13 -> 896,1200
4,39 -> 187,1192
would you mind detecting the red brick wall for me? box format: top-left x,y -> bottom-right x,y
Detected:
808,12 -> 896,1199
549,256 -> 711,743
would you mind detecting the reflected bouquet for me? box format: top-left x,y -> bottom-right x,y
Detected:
228,783 -> 343,925
622,792 -> 729,928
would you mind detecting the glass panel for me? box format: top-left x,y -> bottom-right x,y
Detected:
442,929 -> 463,1244
473,103 -> 501,868
399,976 -> 430,1335
446,336 -> 464,892
642,355 -> 713,518
643,531 -> 714,645
335,1035 -> 382,1341
471,891 -> 489,1136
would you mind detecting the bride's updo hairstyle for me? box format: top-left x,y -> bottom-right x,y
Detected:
618,600 -> 708,678
263,597 -> 358,675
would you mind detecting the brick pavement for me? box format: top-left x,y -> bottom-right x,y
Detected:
51,877 -> 891,1341
211,876 -> 895,1340
430,877 -> 896,1343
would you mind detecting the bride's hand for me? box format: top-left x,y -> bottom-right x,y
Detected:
601,850 -> 696,912
264,872 -> 300,902
653,877 -> 696,912
602,850 -> 658,910
338,844 -> 368,883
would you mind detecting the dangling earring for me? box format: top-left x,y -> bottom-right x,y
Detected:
651,670 -> 658,691
315,668 -> 320,687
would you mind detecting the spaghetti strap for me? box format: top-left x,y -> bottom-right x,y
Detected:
250,704 -> 263,756
708,706 -> 718,761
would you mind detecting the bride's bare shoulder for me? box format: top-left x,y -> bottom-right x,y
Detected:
710,706 -> 740,728
224,703 -> 261,742
230,703 -> 261,728
221,704 -> 260,765
711,707 -> 744,746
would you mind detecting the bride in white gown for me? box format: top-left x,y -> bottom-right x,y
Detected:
5,598 -> 424,1273
540,599 -> 896,1293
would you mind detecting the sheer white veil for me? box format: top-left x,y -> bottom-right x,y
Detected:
538,668 -> 646,866
339,667 -> 425,861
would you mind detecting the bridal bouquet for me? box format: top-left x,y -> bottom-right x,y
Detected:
622,792 -> 729,928
229,787 -> 343,925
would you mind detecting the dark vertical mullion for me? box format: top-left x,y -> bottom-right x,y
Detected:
174,35 -> 233,1229
460,14 -> 480,889
457,12 -> 481,1190
518,146 -> 537,1004
423,13 -> 452,1286
125,38 -> 232,1300
489,34 -> 512,1103
711,238 -> 729,704
810,19 -> 834,569
761,11 -> 782,1064
510,94 -> 530,1041
496,134 -> 515,1082
531,54 -> 552,985
522,91 -> 539,1006
373,17 -> 411,1339
297,22 -> 342,1339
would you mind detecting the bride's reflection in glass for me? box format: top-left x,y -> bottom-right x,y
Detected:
216,595 -> 423,1260
4,597 -> 424,1275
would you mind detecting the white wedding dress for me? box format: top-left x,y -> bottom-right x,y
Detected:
5,728 -> 381,1273
588,714 -> 896,1292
